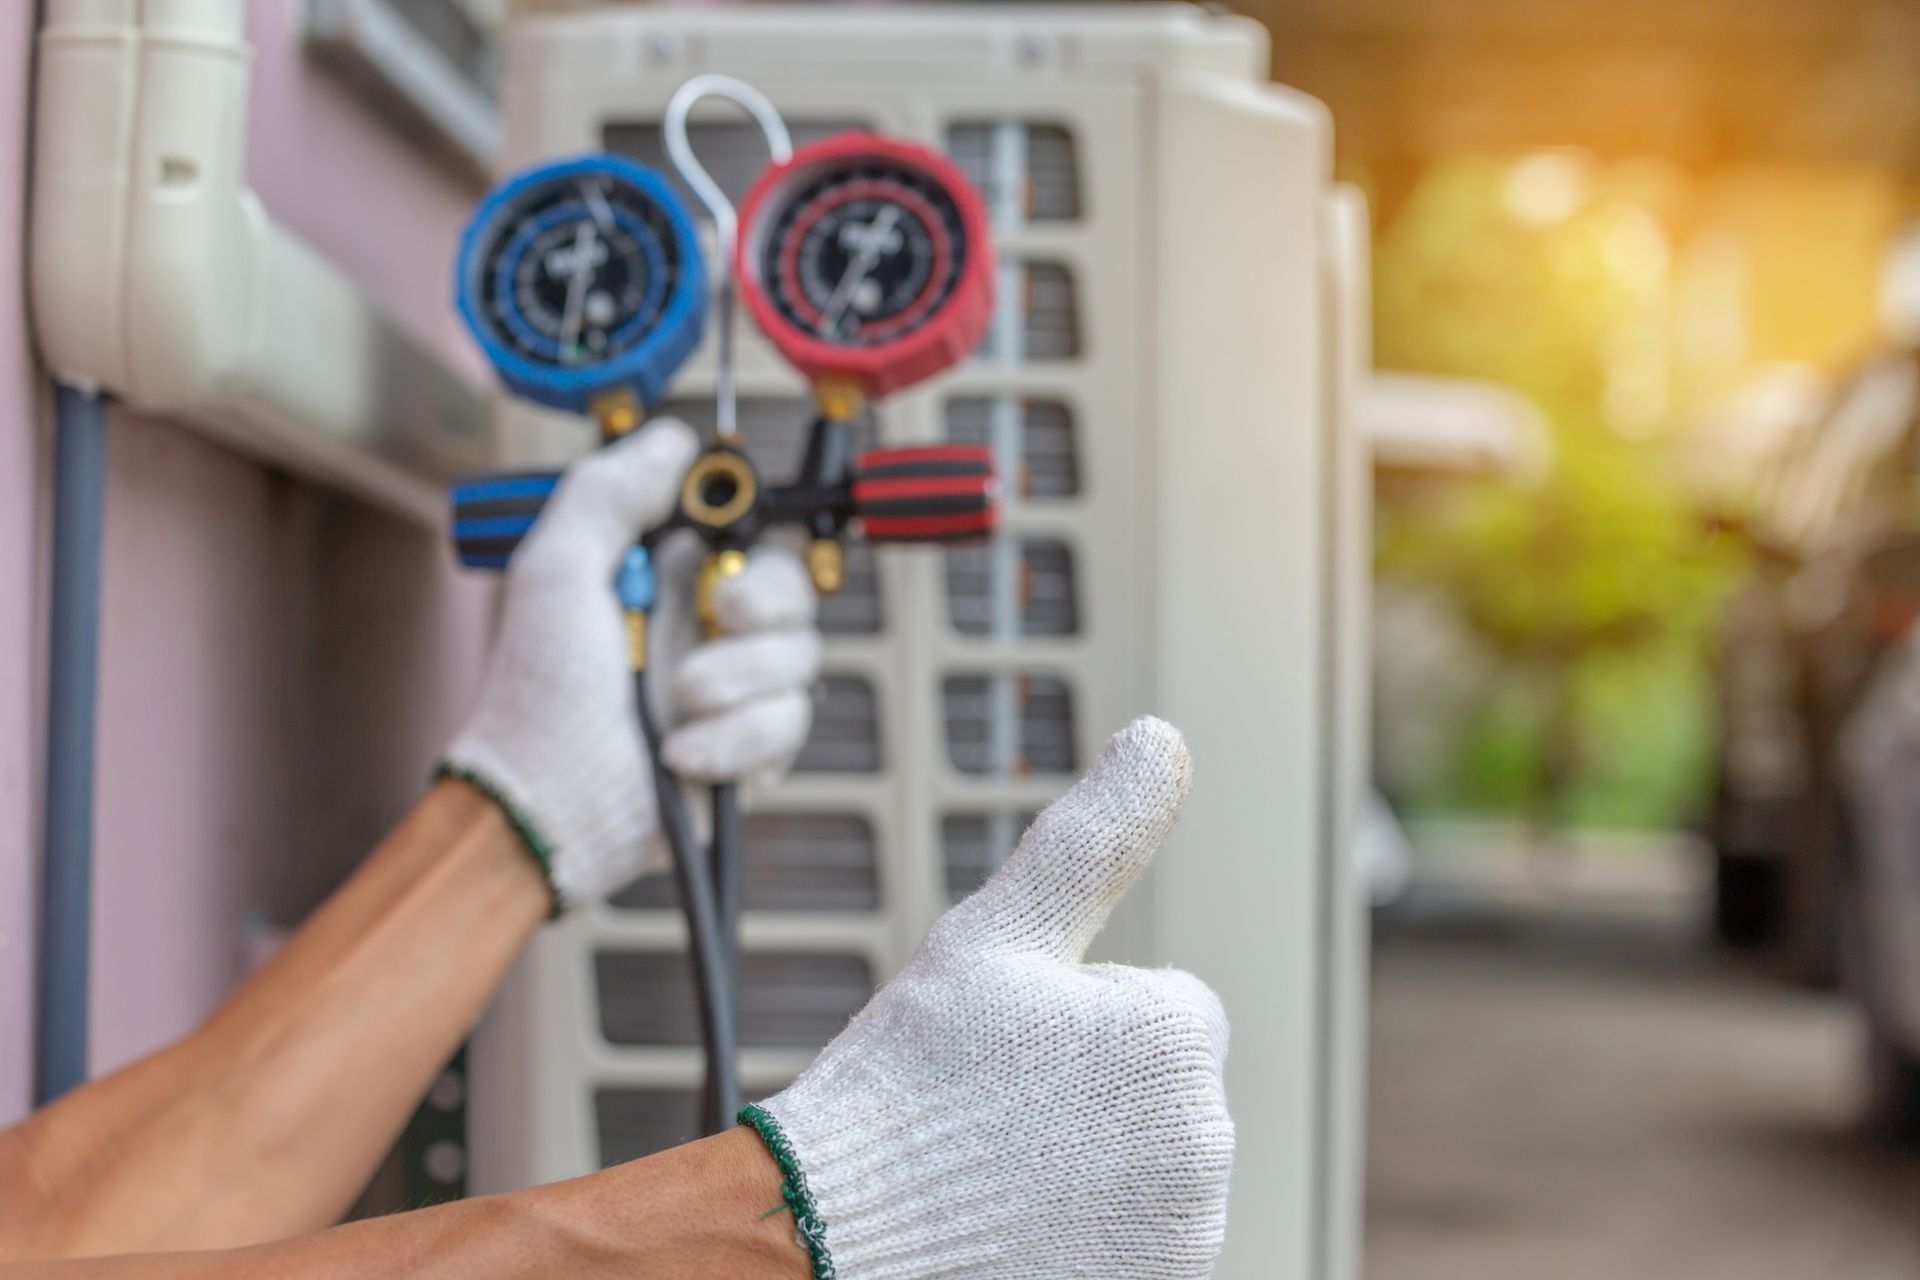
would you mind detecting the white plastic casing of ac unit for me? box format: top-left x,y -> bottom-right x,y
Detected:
29,0 -> 494,523
469,9 -> 1370,1280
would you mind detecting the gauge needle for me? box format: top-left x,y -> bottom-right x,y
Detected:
559,222 -> 599,355
818,205 -> 901,336
582,182 -> 617,231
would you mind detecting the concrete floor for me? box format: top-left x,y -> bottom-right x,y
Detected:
1364,881 -> 1920,1279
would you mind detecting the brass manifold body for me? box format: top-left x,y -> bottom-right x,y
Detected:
597,395 -> 866,663
445,386 -> 995,674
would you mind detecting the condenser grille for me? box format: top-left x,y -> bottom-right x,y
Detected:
607,812 -> 879,912
942,673 -> 1078,777
594,951 -> 874,1048
794,675 -> 883,773
945,397 -> 1080,499
983,261 -> 1081,361
945,538 -> 1078,638
946,121 -> 1082,222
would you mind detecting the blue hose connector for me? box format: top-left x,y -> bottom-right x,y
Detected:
616,546 -> 655,612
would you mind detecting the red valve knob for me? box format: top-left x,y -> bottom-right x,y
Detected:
850,445 -> 1000,543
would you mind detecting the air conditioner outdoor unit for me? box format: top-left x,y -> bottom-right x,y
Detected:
468,8 -> 1371,1279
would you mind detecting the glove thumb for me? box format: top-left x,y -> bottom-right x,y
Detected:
516,417 -> 698,579
946,715 -> 1192,962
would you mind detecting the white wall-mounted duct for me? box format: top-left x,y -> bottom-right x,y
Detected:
30,0 -> 493,524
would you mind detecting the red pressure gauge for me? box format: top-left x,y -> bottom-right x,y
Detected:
735,132 -> 994,401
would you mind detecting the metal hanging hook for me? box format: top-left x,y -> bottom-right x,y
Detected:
664,75 -> 793,442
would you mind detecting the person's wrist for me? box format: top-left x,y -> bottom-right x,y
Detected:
425,776 -> 558,917
553,1127 -> 809,1279
706,1126 -> 816,1277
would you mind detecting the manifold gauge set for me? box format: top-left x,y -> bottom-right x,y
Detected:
448,77 -> 1001,1135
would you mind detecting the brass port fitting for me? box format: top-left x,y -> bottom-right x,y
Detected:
680,451 -> 758,531
624,609 -> 649,672
695,548 -> 750,637
592,387 -> 643,440
813,376 -> 865,424
806,538 -> 846,595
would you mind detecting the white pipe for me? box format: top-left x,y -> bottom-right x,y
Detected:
30,0 -> 493,524
662,74 -> 791,440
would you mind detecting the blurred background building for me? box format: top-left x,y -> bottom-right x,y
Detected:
1261,0 -> 1919,831
1241,1 -> 1920,1274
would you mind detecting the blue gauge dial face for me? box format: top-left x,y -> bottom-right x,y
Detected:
472,174 -> 682,369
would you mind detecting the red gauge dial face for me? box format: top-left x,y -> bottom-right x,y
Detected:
763,168 -> 966,348
737,133 -> 994,400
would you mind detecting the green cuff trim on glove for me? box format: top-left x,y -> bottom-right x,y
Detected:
435,763 -> 566,919
739,1103 -> 835,1280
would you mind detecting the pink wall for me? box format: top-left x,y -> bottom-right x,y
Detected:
89,426 -> 491,1073
0,1 -> 40,1125
90,426 -> 314,1064
0,3 -> 495,1113
84,2 -> 495,1078
243,0 -> 487,385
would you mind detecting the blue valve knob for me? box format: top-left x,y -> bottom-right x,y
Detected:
449,470 -> 560,570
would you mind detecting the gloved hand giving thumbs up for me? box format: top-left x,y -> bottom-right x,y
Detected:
740,717 -> 1234,1280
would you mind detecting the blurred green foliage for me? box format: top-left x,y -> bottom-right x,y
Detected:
1374,156 -> 1745,830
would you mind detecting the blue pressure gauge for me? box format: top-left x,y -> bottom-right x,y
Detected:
455,154 -> 707,413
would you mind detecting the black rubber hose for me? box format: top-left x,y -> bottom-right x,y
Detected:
635,672 -> 741,1134
711,783 -> 743,978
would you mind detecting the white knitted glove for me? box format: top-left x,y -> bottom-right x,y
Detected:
642,532 -> 822,786
442,419 -> 821,907
741,717 -> 1233,1280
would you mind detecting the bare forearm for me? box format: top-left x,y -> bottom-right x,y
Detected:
0,1130 -> 803,1280
0,781 -> 550,1260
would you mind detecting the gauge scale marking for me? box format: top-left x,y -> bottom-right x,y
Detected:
739,134 -> 993,400
767,167 -> 966,347
487,187 -> 673,367
455,154 -> 706,413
